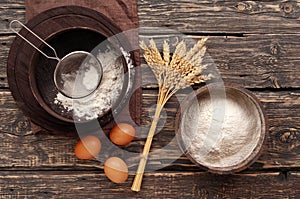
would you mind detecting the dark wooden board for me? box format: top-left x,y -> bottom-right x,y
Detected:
0,0 -> 300,197
139,0 -> 300,34
140,34 -> 300,89
0,171 -> 299,198
25,0 -> 138,31
0,0 -> 25,34
0,89 -> 299,170
0,35 -> 13,88
3,0 -> 300,34
1,0 -> 300,89
1,34 -> 300,89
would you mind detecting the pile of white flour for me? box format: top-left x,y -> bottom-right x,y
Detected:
180,91 -> 261,168
54,49 -> 124,121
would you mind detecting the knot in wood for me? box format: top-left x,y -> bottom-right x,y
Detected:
236,3 -> 247,11
282,3 -> 294,13
280,2 -> 300,18
14,119 -> 30,133
268,56 -> 278,65
277,129 -> 299,144
270,43 -> 281,55
235,2 -> 253,12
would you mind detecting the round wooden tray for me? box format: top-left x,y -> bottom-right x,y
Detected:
7,6 -> 129,132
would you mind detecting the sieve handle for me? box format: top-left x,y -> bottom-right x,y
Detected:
9,20 -> 60,62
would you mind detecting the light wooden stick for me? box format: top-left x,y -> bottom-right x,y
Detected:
131,91 -> 165,192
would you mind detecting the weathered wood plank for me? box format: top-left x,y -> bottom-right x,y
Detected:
0,89 -> 299,170
2,34 -> 300,88
2,0 -> 300,34
0,0 -> 25,33
0,35 -> 14,88
0,0 -> 297,198
139,0 -> 300,34
140,34 -> 300,89
25,0 -> 138,31
0,171 -> 298,198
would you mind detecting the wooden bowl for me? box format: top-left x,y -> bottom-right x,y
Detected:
7,6 -> 135,132
175,83 -> 267,174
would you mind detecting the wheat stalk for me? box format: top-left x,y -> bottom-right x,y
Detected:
132,38 -> 211,192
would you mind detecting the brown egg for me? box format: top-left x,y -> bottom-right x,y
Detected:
74,135 -> 101,160
109,123 -> 135,146
104,157 -> 128,183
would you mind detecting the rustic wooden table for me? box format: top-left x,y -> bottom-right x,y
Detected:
1,0 -> 300,198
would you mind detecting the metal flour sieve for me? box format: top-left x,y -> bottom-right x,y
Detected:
9,20 -> 103,99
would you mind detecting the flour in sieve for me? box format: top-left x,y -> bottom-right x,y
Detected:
180,91 -> 261,168
82,65 -> 101,91
54,48 -> 124,121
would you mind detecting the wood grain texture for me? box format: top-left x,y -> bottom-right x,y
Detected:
0,171 -> 299,198
1,34 -> 300,89
0,0 -> 25,34
140,34 -> 300,89
0,35 -> 13,88
1,0 -> 300,89
2,0 -> 300,34
0,0 -> 299,197
139,0 -> 300,34
25,0 -> 138,31
0,89 -> 299,170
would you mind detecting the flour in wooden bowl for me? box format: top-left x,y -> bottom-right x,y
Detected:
54,48 -> 124,121
178,85 -> 266,173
